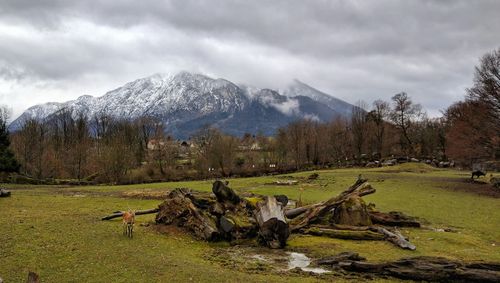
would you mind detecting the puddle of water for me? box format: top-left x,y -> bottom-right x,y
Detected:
287,252 -> 330,274
217,246 -> 330,275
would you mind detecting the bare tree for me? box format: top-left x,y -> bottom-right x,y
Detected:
351,101 -> 368,161
192,126 -> 220,177
368,100 -> 390,157
210,134 -> 238,176
71,113 -> 91,180
466,48 -> 500,159
467,47 -> 500,129
148,122 -> 177,175
325,118 -> 352,166
390,92 -> 423,155
287,121 -> 307,169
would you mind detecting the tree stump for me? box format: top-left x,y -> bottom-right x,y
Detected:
155,189 -> 220,241
254,196 -> 290,248
331,196 -> 372,226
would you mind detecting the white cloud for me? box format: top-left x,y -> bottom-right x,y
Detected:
271,98 -> 300,117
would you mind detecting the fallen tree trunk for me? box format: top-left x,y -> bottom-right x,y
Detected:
303,224 -> 416,250
101,208 -> 159,220
285,206 -> 311,219
254,196 -> 289,248
318,254 -> 500,282
369,211 -> 421,227
289,179 -> 375,231
273,180 -> 298,185
302,227 -> 384,240
314,251 -> 366,265
372,226 -> 416,250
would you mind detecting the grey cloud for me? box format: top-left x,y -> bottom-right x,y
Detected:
0,0 -> 499,118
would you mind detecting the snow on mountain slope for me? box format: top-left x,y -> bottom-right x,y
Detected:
281,79 -> 354,118
10,72 -> 356,137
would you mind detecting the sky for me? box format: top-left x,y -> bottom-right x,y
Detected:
0,0 -> 499,120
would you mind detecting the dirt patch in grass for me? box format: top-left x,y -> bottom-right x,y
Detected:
47,187 -> 170,200
437,178 -> 500,198
120,189 -> 170,200
366,173 -> 500,198
152,223 -> 189,237
376,163 -> 440,174
52,189 -> 115,198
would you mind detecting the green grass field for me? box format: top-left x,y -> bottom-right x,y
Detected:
1,163 -> 499,282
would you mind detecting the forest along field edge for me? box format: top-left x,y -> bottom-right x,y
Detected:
0,164 -> 499,282
0,49 -> 498,187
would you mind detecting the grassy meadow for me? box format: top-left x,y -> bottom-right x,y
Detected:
1,163 -> 499,282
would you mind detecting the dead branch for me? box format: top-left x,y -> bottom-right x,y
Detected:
101,208 -> 159,220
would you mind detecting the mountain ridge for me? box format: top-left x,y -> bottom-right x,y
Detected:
9,72 -> 356,138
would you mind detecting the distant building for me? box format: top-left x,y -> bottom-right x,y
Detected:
147,139 -> 165,150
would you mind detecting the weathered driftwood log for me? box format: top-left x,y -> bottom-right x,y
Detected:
369,211 -> 421,227
303,224 -> 416,250
273,180 -> 298,186
302,227 -> 384,240
315,251 -> 366,265
285,206 -> 309,219
0,188 -> 11,197
156,189 -> 220,241
372,226 -> 416,250
289,179 -> 375,231
321,254 -> 500,282
212,180 -> 240,204
101,208 -> 159,220
254,196 -> 290,248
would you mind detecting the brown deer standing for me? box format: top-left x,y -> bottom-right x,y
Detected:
122,210 -> 135,238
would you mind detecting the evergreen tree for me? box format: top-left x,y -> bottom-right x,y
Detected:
0,112 -> 19,172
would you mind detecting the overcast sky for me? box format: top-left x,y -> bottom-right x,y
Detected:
1,0 -> 499,120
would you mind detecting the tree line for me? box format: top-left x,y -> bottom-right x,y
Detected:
1,48 -> 498,184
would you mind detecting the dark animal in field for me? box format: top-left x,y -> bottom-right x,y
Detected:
471,170 -> 486,179
0,188 -> 11,197
212,180 -> 240,204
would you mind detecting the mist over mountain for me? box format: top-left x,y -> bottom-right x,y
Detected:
9,72 -> 356,138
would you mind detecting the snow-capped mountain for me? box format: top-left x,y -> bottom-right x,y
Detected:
9,72 -> 356,138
